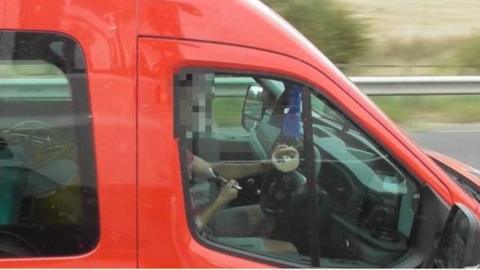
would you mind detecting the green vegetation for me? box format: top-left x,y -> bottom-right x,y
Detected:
346,38 -> 467,76
262,0 -> 370,64
212,97 -> 244,127
0,61 -> 63,78
344,36 -> 480,76
456,33 -> 480,74
371,95 -> 480,129
264,0 -> 480,77
212,95 -> 480,130
218,3 -> 480,130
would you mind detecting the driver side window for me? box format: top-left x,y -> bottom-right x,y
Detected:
175,70 -> 420,267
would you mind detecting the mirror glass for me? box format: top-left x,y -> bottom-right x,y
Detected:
242,85 -> 264,130
431,204 -> 480,268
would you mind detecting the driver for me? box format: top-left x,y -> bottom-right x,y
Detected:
187,145 -> 299,254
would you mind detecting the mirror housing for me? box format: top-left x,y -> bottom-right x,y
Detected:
430,203 -> 480,267
241,85 -> 264,130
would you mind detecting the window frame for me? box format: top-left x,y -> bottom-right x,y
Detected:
0,30 -> 99,257
174,67 -> 423,267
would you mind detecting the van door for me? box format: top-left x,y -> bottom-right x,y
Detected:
136,37 -> 470,267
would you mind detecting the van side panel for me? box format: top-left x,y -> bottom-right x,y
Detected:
135,36 -> 473,266
0,1 -> 137,267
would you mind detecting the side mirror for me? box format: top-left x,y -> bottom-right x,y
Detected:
242,85 -> 264,130
430,203 -> 480,267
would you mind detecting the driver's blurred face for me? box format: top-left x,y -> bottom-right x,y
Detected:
177,73 -> 215,138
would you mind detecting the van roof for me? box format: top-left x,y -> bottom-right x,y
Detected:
137,0 -> 347,85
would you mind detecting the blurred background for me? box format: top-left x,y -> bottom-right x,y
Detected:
263,0 -> 480,169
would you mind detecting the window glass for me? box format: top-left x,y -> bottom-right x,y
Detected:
176,70 -> 419,267
0,32 -> 98,257
210,75 -> 256,137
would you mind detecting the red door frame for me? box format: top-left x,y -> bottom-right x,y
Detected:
137,37 -> 476,267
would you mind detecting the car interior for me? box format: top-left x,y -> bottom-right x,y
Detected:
0,32 -> 101,258
178,71 -> 479,267
0,98 -> 97,257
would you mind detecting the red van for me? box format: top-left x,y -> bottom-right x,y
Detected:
0,0 -> 479,268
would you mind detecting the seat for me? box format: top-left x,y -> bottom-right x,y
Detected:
26,159 -> 82,225
0,141 -> 28,225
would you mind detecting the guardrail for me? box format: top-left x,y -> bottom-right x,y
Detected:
352,76 -> 480,96
214,76 -> 480,97
1,76 -> 480,100
0,78 -> 70,101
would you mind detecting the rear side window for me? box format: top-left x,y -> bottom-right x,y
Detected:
0,32 -> 98,257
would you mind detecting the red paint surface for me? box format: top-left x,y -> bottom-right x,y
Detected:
0,0 -> 477,267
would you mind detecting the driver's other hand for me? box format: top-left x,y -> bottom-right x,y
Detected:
216,179 -> 239,205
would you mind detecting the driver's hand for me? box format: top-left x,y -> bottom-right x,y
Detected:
272,144 -> 297,158
215,179 -> 239,206
272,144 -> 300,172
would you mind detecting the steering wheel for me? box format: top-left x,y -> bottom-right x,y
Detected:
259,146 -> 322,216
259,170 -> 304,216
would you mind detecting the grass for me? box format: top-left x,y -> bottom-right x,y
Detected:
212,95 -> 480,130
371,95 -> 480,129
212,97 -> 244,127
332,0 -> 480,76
343,37 -> 480,76
212,1 -> 480,130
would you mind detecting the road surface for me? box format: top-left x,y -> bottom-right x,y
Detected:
408,123 -> 480,169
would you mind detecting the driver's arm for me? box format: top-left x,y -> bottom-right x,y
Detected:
190,155 -> 216,180
210,161 -> 272,180
210,144 -> 299,178
191,144 -> 297,180
194,179 -> 238,231
190,154 -> 272,180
